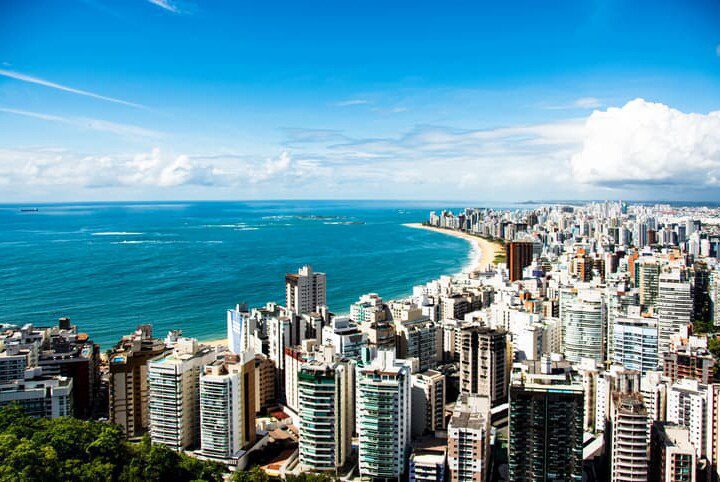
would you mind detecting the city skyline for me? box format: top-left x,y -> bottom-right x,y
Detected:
1,1 -> 720,202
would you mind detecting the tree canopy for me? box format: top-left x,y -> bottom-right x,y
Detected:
0,405 -> 225,482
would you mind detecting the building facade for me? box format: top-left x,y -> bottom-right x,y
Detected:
508,360 -> 584,481
199,352 -> 256,462
356,351 -> 412,479
459,326 -> 509,407
447,394 -> 490,482
108,325 -> 168,437
298,359 -> 354,472
285,265 -> 326,315
148,338 -> 217,450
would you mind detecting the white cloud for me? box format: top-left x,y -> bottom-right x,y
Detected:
371,106 -> 408,114
573,97 -> 603,109
570,98 -> 720,187
0,147 -> 216,188
0,107 -> 162,139
0,148 -> 329,196
0,69 -> 144,108
196,151 -> 332,184
4,99 -> 720,201
119,148 -> 216,187
255,151 -> 291,181
147,0 -> 180,13
334,99 -> 369,107
544,97 -> 603,110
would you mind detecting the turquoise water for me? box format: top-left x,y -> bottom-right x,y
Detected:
0,200 -> 477,348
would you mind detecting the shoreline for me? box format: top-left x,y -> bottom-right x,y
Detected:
201,222 -> 505,347
403,223 -> 505,273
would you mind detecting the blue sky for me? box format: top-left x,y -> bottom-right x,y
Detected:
1,0 -> 720,202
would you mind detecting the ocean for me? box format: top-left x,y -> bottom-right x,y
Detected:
0,200 -> 483,348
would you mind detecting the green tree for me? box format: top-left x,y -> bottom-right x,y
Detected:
0,404 -> 228,482
231,466 -> 269,482
709,337 -> 720,360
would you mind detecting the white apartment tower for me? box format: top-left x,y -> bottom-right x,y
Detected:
148,338 -> 217,450
666,379 -> 710,459
226,304 -> 251,355
356,350 -> 412,479
0,369 -> 73,418
411,369 -> 446,436
657,270 -> 693,354
612,315 -> 659,374
611,392 -> 650,482
564,290 -> 606,364
286,265 -> 326,315
199,352 -> 256,462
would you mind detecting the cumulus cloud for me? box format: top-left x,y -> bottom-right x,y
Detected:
570,98 -> 720,187
0,147 -> 216,188
5,98 -> 720,201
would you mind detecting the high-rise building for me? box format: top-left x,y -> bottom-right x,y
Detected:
356,351 -> 412,479
362,320 -> 396,351
284,343 -> 311,415
227,304 -> 249,355
666,379 -> 710,460
638,259 -> 660,306
610,392 -> 649,482
612,315 -> 658,374
508,359 -> 584,481
297,358 -> 355,472
350,293 -> 386,324
650,422 -> 696,482
564,289 -> 606,364
36,319 -> 100,419
594,365 -> 642,434
657,271 -> 693,354
0,367 -> 73,418
459,326 -> 509,407
395,317 -> 440,372
267,314 -> 293,396
411,370 -> 446,436
409,447 -> 447,482
199,352 -> 256,462
447,394 -> 491,482
441,295 -> 472,321
579,358 -> 601,433
641,370 -> 668,425
322,316 -> 367,361
506,241 -> 534,282
663,335 -> 715,384
108,325 -> 168,437
148,338 -> 217,450
285,265 -> 326,315
604,288 -> 639,361
0,346 -> 29,384
253,353 -> 276,413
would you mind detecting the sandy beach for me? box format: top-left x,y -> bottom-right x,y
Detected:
203,338 -> 229,347
403,223 -> 505,273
